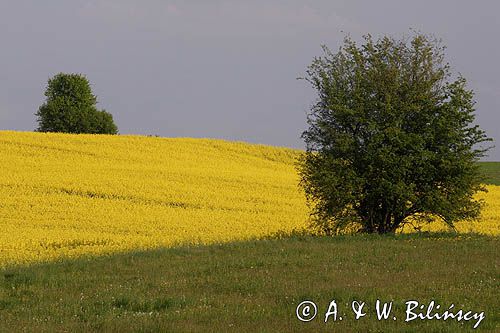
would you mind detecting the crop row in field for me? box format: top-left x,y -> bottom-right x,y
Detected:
0,131 -> 308,267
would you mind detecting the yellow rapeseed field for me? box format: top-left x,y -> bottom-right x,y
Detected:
0,131 -> 309,267
0,131 -> 498,267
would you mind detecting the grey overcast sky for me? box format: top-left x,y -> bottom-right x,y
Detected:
1,0 -> 499,159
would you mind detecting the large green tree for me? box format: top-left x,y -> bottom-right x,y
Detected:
298,33 -> 491,234
36,73 -> 118,134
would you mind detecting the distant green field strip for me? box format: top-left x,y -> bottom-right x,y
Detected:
478,162 -> 500,185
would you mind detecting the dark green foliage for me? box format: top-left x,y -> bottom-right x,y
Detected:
298,33 -> 492,234
92,109 -> 118,134
35,73 -> 118,134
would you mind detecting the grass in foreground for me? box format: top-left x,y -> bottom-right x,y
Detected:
0,233 -> 498,332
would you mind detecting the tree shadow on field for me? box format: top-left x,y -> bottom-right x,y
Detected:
0,233 -> 498,332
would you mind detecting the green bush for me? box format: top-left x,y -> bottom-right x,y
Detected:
36,73 -> 118,134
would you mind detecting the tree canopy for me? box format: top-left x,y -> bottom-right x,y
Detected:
36,73 -> 118,134
298,33 -> 491,234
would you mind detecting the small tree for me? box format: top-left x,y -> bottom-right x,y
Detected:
298,33 -> 491,235
36,73 -> 118,134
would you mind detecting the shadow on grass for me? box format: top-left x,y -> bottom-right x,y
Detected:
0,232 -> 498,332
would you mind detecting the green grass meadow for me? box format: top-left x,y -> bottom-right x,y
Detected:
0,164 -> 499,332
1,234 -> 498,332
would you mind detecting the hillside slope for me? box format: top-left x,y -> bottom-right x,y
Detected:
0,131 -> 308,267
1,131 -> 499,268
